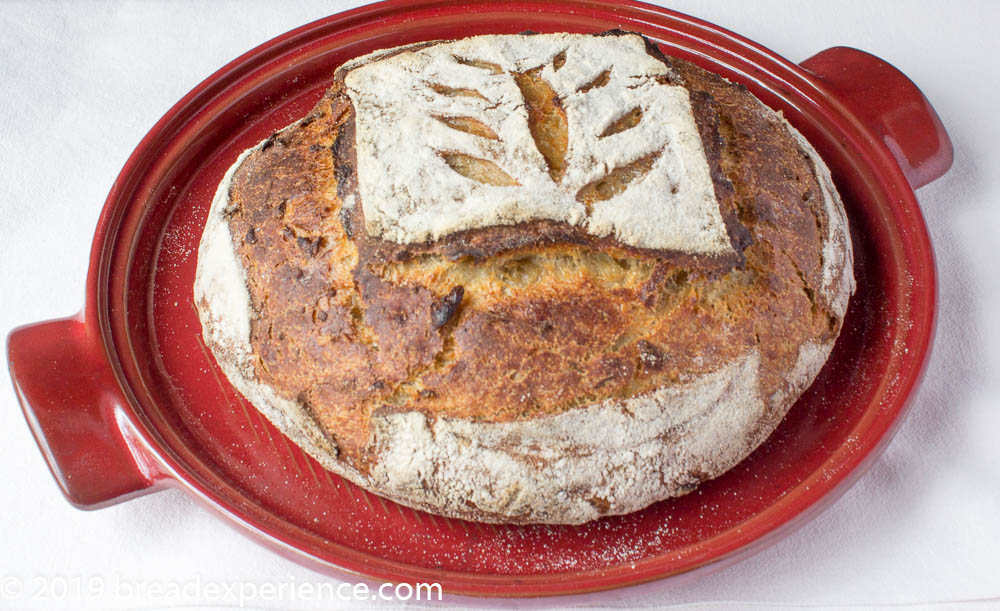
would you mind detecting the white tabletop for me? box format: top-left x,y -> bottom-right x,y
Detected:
2,1 -> 998,609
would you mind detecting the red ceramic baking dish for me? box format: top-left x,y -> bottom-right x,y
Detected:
6,0 -> 951,597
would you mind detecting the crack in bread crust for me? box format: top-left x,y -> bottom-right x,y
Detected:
194,32 -> 855,524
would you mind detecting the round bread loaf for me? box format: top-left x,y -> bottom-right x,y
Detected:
194,32 -> 854,524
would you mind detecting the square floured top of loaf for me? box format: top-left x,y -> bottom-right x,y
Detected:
342,33 -> 735,256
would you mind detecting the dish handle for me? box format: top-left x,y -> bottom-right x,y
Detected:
7,315 -> 165,509
801,46 -> 954,189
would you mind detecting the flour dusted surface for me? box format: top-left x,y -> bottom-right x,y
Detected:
343,33 -> 734,255
370,352 -> 768,523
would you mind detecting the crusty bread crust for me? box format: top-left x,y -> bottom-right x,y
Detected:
194,33 -> 854,524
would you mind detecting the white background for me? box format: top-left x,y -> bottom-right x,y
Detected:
1,1 -> 998,609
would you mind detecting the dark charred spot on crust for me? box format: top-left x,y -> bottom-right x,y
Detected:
340,208 -> 354,238
637,339 -> 665,370
245,227 -> 257,244
654,74 -> 677,87
587,496 -> 611,513
728,217 -> 753,254
590,356 -> 635,390
687,88 -> 752,263
264,129 -> 292,150
595,28 -> 631,38
418,389 -> 437,399
431,286 -> 465,329
297,236 -> 321,257
334,162 -> 354,196
675,481 -> 699,494
332,118 -> 357,199
296,391 -> 313,410
687,469 -> 709,483
540,320 -> 555,338
638,263 -> 668,308
638,33 -> 673,67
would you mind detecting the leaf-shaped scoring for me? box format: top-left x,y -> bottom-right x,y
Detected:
599,106 -> 643,138
576,151 -> 663,214
344,34 -> 736,255
433,115 -> 499,140
512,66 -> 569,183
432,53 -> 659,207
438,151 -> 519,187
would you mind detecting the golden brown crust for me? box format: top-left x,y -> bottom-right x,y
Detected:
222,36 -> 845,486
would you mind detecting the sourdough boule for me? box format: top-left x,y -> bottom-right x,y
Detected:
194,31 -> 854,524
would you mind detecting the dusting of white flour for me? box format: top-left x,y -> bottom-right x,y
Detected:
343,33 -> 734,255
369,352 -> 767,523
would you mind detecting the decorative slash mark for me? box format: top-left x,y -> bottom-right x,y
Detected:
433,115 -> 499,140
453,55 -> 502,74
427,82 -> 488,100
439,152 -> 520,187
513,66 -> 569,183
600,106 -> 643,138
552,49 -> 567,71
576,151 -> 663,214
577,68 -> 611,93
434,54 -> 665,214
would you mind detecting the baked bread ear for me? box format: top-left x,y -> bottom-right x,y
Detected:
194,32 -> 854,524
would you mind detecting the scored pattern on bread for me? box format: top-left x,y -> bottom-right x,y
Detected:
343,33 -> 737,256
194,33 -> 855,523
510,61 -> 569,183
